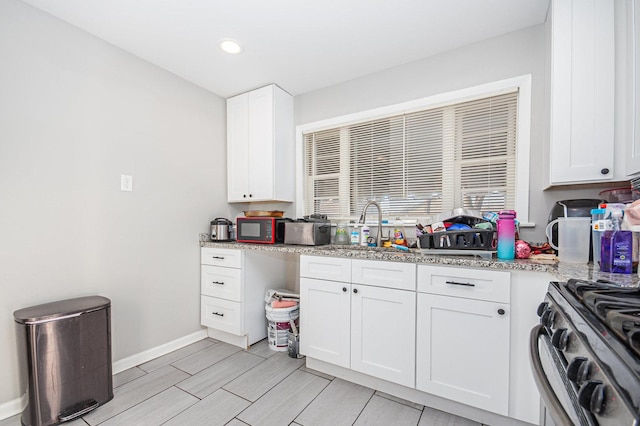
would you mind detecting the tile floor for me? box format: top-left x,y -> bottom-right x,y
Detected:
0,338 -> 482,426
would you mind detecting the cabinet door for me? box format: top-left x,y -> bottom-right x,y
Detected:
351,285 -> 416,387
627,1 -> 640,176
227,93 -> 250,202
548,0 -> 615,184
247,86 -> 275,201
416,293 -> 510,415
299,277 -> 351,368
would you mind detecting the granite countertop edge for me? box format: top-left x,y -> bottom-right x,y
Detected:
199,235 -> 640,287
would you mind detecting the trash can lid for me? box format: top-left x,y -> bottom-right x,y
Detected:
14,296 -> 111,324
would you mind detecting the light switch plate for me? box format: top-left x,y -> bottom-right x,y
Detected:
120,174 -> 133,192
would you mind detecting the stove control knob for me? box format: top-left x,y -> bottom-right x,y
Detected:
536,302 -> 549,317
540,308 -> 556,328
578,380 -> 606,415
567,357 -> 590,385
551,328 -> 570,351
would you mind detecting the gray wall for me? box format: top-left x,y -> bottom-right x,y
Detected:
293,24 -> 614,243
0,0 -> 229,404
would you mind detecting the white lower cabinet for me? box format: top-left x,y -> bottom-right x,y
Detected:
200,247 -> 288,348
351,284 -> 415,387
299,277 -> 351,368
299,256 -> 416,387
416,264 -> 511,416
299,256 -> 545,425
415,293 -> 510,415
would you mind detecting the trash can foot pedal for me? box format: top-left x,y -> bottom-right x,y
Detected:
58,399 -> 99,422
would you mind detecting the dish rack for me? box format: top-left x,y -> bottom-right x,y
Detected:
418,229 -> 496,251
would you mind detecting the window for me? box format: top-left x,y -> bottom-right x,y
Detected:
299,77 -> 531,223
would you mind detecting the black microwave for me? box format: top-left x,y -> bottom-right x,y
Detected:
236,217 -> 290,244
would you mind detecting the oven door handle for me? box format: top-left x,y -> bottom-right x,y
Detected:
530,324 -> 573,426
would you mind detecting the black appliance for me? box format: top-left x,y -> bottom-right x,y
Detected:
236,217 -> 291,244
548,199 -> 603,260
530,279 -> 640,425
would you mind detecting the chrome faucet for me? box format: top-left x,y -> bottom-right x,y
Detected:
358,201 -> 383,247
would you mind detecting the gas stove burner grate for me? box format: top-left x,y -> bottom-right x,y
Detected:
562,280 -> 640,358
565,278 -> 624,301
605,309 -> 640,357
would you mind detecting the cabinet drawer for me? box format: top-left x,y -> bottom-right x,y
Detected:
201,296 -> 242,335
201,265 -> 242,302
300,255 -> 351,282
417,265 -> 510,303
351,259 -> 416,291
201,247 -> 242,268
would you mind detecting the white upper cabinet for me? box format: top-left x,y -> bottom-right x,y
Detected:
626,1 -> 640,176
227,84 -> 294,202
547,0 -> 616,185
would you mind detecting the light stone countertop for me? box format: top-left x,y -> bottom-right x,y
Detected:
199,235 -> 640,287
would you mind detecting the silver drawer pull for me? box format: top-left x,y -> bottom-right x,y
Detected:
212,281 -> 225,285
212,312 -> 224,317
212,256 -> 225,260
445,280 -> 475,287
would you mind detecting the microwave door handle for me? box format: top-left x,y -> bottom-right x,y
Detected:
529,324 -> 573,426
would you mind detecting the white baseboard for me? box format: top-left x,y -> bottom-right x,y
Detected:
205,328 -> 249,349
112,329 -> 208,374
0,329 -> 208,421
0,394 -> 26,422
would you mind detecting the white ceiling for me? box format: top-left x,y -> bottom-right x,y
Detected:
20,0 -> 550,98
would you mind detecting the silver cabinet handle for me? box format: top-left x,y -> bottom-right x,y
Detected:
445,280 -> 475,287
212,312 -> 224,317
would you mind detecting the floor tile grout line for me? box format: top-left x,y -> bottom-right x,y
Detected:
137,340 -> 220,374
350,391 -> 378,426
374,391 -> 425,411
85,366 -> 193,426
173,353 -> 270,401
228,363 -> 313,422
156,385 -> 201,426
289,372 -> 332,425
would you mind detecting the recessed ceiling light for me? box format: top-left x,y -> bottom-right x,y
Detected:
219,39 -> 243,55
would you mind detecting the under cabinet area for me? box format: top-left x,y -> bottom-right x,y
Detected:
416,265 -> 511,416
200,247 -> 288,348
226,84 -> 294,202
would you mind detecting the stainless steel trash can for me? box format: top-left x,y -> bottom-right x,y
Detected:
14,296 -> 113,426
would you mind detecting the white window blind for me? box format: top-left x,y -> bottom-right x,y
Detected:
303,91 -> 518,219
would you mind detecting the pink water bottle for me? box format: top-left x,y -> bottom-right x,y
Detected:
497,210 -> 516,260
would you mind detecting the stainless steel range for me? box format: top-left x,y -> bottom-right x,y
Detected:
530,279 -> 640,426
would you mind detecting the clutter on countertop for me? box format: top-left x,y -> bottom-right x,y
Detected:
601,205 -> 633,274
497,210 -> 517,260
599,187 -> 640,203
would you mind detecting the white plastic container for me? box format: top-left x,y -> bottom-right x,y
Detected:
360,225 -> 370,246
265,304 -> 299,352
